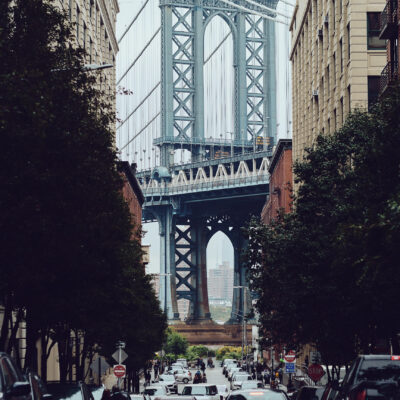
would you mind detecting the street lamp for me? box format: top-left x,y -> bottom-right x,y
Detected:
233,285 -> 249,367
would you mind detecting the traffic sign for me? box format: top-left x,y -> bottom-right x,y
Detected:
308,363 -> 325,382
284,350 -> 296,363
113,364 -> 126,378
112,349 -> 128,364
285,362 -> 295,373
310,351 -> 321,364
90,356 -> 110,376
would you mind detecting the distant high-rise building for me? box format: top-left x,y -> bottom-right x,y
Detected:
207,261 -> 234,302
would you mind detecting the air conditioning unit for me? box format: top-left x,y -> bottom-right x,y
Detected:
312,89 -> 319,97
324,14 -> 329,24
318,29 -> 323,38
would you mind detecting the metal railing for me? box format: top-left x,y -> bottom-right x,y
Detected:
380,1 -> 398,32
380,61 -> 399,94
142,174 -> 269,197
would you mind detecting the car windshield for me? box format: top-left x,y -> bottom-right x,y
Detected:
144,388 -> 162,396
235,375 -> 251,381
182,386 -> 217,396
357,360 -> 400,384
47,383 -> 86,400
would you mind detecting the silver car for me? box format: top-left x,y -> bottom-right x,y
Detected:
181,384 -> 219,400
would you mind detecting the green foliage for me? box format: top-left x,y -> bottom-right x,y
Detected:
188,345 -> 209,358
0,0 -> 166,377
215,346 -> 242,360
247,86 -> 400,369
164,328 -> 188,356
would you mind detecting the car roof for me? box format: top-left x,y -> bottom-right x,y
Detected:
358,354 -> 397,360
231,389 -> 284,394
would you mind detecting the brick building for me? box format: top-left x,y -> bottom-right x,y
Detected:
261,139 -> 293,225
379,0 -> 400,93
118,162 -> 144,238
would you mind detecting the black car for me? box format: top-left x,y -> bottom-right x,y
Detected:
46,382 -> 104,400
227,388 -> 288,400
0,352 -> 31,400
26,370 -> 52,400
336,354 -> 400,400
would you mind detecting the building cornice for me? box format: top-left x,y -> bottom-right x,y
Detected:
268,139 -> 292,174
98,0 -> 119,54
289,0 -> 311,61
118,161 -> 145,205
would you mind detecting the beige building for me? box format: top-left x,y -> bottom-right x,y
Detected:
207,261 -> 234,302
290,0 -> 387,164
57,0 -> 119,96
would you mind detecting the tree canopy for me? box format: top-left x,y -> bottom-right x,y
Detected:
247,86 -> 400,372
0,0 -> 166,380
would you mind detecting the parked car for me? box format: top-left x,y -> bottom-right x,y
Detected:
46,382 -> 105,400
157,375 -> 177,393
143,386 -> 170,400
224,361 -> 238,377
235,381 -> 264,391
26,370 -> 52,400
173,369 -> 191,384
231,374 -> 252,390
293,386 -> 324,400
226,389 -> 288,400
336,354 -> 400,400
0,352 -> 31,400
228,368 -> 246,381
181,384 -> 219,400
176,359 -> 188,369
216,385 -> 229,400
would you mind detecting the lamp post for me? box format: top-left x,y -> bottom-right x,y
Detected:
233,285 -> 249,367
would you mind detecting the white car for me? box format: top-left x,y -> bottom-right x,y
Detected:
143,386 -> 170,400
216,385 -> 229,400
181,384 -> 219,400
230,374 -> 252,390
172,369 -> 192,383
234,381 -> 264,390
157,374 -> 177,393
176,359 -> 188,368
228,367 -> 245,381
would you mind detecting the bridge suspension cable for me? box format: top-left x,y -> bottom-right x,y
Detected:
219,0 -> 289,25
118,0 -> 150,44
243,0 -> 292,19
117,27 -> 161,85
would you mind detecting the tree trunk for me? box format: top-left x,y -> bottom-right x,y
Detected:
40,331 -> 48,382
25,308 -> 39,371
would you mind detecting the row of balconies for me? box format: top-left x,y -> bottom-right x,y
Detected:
379,0 -> 399,94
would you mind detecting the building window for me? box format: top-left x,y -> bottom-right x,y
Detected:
83,23 -> 86,49
347,23 -> 351,61
333,52 -> 336,82
332,0 -> 335,31
340,39 -> 343,72
340,96 -> 344,124
68,0 -> 72,20
368,76 -> 380,110
89,38 -> 93,63
76,6 -> 80,42
327,65 -> 330,93
333,108 -> 337,130
347,85 -> 351,113
367,13 -> 386,50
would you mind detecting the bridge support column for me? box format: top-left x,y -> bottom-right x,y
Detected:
158,206 -> 180,321
186,218 -> 212,324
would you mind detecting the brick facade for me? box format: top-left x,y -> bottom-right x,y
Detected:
261,140 -> 293,225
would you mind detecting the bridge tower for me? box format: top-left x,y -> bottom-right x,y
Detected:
146,0 -> 277,324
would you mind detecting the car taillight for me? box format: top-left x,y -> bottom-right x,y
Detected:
355,389 -> 366,400
391,355 -> 400,360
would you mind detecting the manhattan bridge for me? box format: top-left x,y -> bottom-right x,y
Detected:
116,0 -> 292,326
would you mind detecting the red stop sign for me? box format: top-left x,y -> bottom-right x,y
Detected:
308,363 -> 325,382
284,350 -> 296,363
113,364 -> 126,378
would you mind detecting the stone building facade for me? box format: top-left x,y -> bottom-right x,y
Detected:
261,139 -> 293,224
290,0 -> 387,164
57,0 -> 119,96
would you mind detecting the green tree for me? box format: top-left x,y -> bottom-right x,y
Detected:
247,86 -> 400,376
0,0 -> 166,380
164,328 -> 188,356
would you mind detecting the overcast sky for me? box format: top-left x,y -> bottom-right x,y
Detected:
115,0 -> 292,274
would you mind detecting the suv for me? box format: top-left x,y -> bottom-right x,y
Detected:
337,354 -> 400,400
0,352 -> 31,400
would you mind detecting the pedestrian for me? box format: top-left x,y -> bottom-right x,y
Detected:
200,361 -> 206,374
154,363 -> 159,379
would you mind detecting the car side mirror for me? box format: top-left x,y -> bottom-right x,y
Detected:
7,382 -> 31,397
